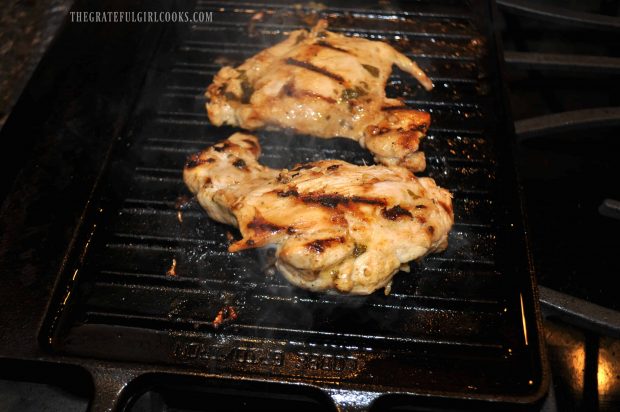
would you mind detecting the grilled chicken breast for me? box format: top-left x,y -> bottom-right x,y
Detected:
184,133 -> 453,295
206,20 -> 433,172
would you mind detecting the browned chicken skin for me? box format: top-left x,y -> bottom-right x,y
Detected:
206,20 -> 434,172
184,133 -> 454,295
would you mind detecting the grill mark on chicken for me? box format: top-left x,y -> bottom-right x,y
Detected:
315,40 -> 351,54
185,154 -> 215,169
299,90 -> 337,103
368,122 -> 428,137
276,189 -> 299,197
300,193 -> 386,208
306,237 -> 346,253
213,143 -> 231,152
291,163 -> 316,171
247,215 -> 283,234
284,57 -> 345,83
381,205 -> 413,220
279,80 -> 337,103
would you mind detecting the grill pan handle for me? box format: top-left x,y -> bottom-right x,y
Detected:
327,389 -> 381,412
87,367 -> 138,412
84,372 -> 380,412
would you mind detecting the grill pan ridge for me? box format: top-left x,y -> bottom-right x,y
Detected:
23,0 -> 549,410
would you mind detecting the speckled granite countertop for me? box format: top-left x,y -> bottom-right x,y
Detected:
0,0 -> 74,130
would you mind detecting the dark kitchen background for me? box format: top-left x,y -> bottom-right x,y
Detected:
1,0 -> 619,411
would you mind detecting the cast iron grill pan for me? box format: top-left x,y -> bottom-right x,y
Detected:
45,0 -> 547,409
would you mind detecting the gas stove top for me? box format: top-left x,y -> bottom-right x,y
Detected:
500,0 -> 620,313
498,1 -> 620,411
